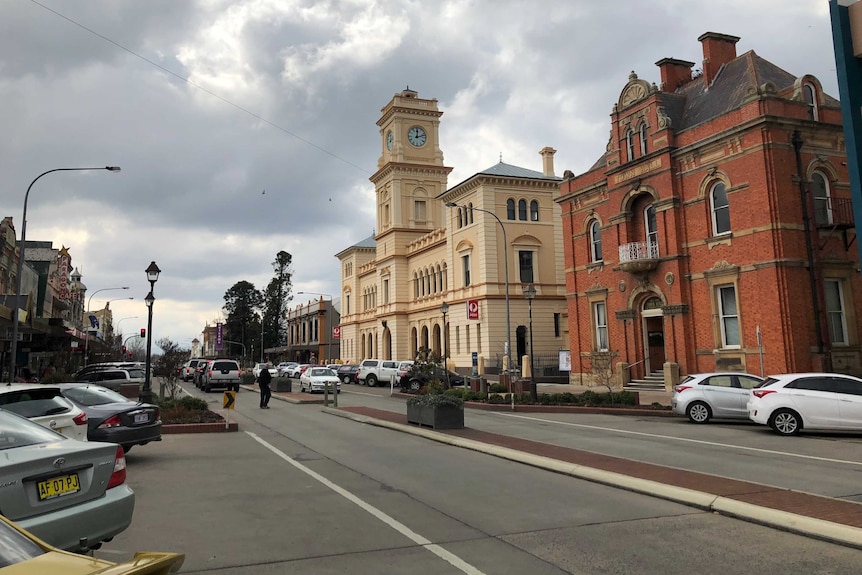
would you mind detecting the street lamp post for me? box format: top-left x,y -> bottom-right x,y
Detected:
444,202 -> 512,381
297,291 -> 335,406
84,287 -> 130,367
440,301 -> 450,388
9,166 -> 120,383
524,284 -> 538,401
141,261 -> 161,404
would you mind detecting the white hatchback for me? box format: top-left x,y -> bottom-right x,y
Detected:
300,367 -> 341,393
748,372 -> 862,435
672,372 -> 764,423
0,384 -> 88,441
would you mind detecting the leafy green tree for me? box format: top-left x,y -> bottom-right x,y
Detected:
223,281 -> 263,364
262,251 -> 293,351
154,337 -> 189,401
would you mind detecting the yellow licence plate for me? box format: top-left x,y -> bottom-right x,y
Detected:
37,474 -> 80,501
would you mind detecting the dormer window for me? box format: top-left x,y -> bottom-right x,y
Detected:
625,129 -> 635,161
804,82 -> 818,121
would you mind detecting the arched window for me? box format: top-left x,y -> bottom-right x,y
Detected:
804,82 -> 818,121
457,207 -> 463,228
645,205 -> 658,254
590,220 -> 602,262
467,202 -> 474,224
811,171 -> 832,225
710,181 -> 731,235
530,200 -> 539,221
625,129 -> 635,161
518,199 -> 527,220
639,123 -> 648,156
506,198 -> 516,220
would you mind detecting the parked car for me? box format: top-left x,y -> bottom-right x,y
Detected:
672,372 -> 765,423
252,362 -> 278,380
357,359 -> 401,387
300,367 -> 342,393
399,365 -> 465,392
395,360 -> 415,383
0,513 -> 183,574
336,364 -> 360,384
277,361 -> 298,375
73,367 -> 145,392
748,372 -> 862,435
0,408 -> 135,552
0,384 -> 88,441
57,383 -> 161,453
202,359 -> 241,392
181,358 -> 207,381
194,359 -> 212,388
287,363 -> 309,378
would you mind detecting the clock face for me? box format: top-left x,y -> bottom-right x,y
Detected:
386,130 -> 393,150
407,126 -> 427,147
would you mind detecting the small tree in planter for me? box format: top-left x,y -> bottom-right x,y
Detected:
588,349 -> 620,405
406,349 -> 464,429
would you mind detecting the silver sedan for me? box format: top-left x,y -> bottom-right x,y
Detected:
672,372 -> 765,423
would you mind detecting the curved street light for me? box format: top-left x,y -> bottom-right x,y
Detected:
9,166 -> 120,383
84,287 -> 130,367
115,315 -> 140,335
444,201 -> 512,380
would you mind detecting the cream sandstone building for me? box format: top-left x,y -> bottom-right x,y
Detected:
336,89 -> 569,377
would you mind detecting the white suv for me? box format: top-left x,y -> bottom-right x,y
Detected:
357,359 -> 401,387
202,359 -> 241,392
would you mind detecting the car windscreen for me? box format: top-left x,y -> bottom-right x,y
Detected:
0,409 -> 68,450
310,368 -> 334,377
212,361 -> 238,371
61,385 -> 130,406
0,518 -> 45,566
0,389 -> 71,418
127,369 -> 145,378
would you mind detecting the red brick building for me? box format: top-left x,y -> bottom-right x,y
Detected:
558,32 -> 860,389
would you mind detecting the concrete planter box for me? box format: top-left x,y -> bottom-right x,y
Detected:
273,378 -> 292,392
406,403 -> 464,429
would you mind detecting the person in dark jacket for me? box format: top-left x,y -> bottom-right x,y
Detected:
258,364 -> 272,408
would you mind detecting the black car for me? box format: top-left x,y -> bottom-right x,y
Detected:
336,364 -> 360,384
399,366 -> 465,393
56,383 -> 161,454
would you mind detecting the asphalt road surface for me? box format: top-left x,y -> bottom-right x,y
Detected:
93,383 -> 862,574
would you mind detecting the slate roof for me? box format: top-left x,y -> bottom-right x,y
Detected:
476,161 -> 562,181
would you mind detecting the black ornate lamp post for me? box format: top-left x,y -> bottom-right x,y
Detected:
140,261 -> 160,403
9,166 -> 120,383
440,301 -> 450,388
523,284 -> 538,401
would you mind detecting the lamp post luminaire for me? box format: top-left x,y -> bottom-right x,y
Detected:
83,288 -> 130,367
8,166 -> 120,383
444,201 -> 513,379
141,261 -> 161,404
524,283 -> 538,401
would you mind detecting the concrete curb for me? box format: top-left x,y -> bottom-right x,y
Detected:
322,407 -> 862,550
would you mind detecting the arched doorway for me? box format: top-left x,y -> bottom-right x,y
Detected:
410,327 -> 418,359
421,326 -> 430,352
382,327 -> 391,360
433,324 -> 442,355
516,325 -> 527,369
641,296 -> 665,374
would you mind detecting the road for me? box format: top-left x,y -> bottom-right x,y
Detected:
94,382 -> 862,574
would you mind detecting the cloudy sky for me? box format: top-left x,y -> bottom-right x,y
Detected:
0,0 -> 837,351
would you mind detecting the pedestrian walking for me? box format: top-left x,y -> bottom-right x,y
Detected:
258,363 -> 272,408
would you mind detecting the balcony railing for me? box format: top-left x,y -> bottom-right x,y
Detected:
618,241 -> 660,274
816,197 -> 855,229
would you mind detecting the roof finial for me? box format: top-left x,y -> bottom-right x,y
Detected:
499,152 -> 503,163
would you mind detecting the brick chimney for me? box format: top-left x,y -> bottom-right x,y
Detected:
539,146 -> 557,177
698,32 -> 740,86
655,58 -> 695,92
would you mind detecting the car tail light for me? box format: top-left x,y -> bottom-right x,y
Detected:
672,385 -> 691,394
107,445 -> 126,489
752,389 -> 776,399
73,412 -> 88,425
98,415 -> 122,429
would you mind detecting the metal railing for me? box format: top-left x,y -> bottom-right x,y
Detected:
618,241 -> 659,263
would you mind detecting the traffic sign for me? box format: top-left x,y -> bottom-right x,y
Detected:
223,390 -> 236,409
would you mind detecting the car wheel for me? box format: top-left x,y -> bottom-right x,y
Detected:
686,401 -> 711,424
409,379 -> 421,393
367,374 -> 377,387
769,409 -> 802,436
342,375 -> 350,384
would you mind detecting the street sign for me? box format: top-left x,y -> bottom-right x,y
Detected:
223,390 -> 236,410
467,299 -> 479,320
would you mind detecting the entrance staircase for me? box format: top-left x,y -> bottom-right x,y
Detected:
625,370 -> 666,392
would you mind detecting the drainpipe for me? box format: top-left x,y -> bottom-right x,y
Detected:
792,130 -> 830,370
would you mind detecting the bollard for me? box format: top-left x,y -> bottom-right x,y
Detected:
324,380 -> 329,407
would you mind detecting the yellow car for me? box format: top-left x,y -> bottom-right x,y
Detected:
0,514 -> 184,574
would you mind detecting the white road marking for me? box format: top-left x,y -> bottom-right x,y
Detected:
491,412 -> 862,467
247,432 -> 487,575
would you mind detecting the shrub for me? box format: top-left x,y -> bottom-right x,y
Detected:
488,383 -> 508,393
158,396 -> 208,411
241,373 -> 256,385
